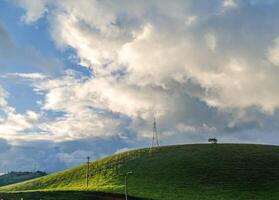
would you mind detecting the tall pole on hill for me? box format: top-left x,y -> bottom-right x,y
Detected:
117,161 -> 133,200
151,116 -> 159,148
123,171 -> 133,200
86,156 -> 90,188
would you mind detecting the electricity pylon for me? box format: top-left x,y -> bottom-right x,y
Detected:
151,117 -> 159,148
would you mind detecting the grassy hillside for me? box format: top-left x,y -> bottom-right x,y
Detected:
0,171 -> 47,187
2,144 -> 279,200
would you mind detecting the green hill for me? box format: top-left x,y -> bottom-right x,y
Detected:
1,144 -> 279,200
0,171 -> 47,187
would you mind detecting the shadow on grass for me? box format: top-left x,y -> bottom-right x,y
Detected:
0,191 -> 148,200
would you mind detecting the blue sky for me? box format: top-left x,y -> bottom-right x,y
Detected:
1,0 -> 279,173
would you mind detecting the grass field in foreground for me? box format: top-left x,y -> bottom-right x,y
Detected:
2,144 -> 279,200
0,191 -> 144,200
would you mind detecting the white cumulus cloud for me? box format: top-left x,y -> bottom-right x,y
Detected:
7,0 -> 279,144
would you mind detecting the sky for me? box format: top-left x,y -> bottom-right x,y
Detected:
0,0 -> 279,173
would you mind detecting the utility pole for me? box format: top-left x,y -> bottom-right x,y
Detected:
151,116 -> 159,148
117,162 -> 133,200
123,171 -> 133,200
86,156 -> 90,188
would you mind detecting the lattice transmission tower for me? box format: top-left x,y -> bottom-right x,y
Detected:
151,117 -> 159,148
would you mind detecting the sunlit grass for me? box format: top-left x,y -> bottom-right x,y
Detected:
1,144 -> 279,199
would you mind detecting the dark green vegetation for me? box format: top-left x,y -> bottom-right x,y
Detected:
0,191 -> 142,200
0,171 -> 47,187
2,144 -> 279,200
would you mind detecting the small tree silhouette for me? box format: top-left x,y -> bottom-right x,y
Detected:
208,137 -> 218,144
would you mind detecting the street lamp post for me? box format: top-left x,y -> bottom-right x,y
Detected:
123,171 -> 133,200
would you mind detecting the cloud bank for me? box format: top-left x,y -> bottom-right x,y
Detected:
10,0 -> 279,140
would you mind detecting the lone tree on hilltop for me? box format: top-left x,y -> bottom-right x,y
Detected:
208,137 -> 218,144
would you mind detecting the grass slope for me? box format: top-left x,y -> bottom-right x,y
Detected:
0,171 -> 47,187
1,144 -> 279,200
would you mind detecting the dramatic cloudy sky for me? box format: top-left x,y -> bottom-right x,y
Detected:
0,0 -> 279,172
